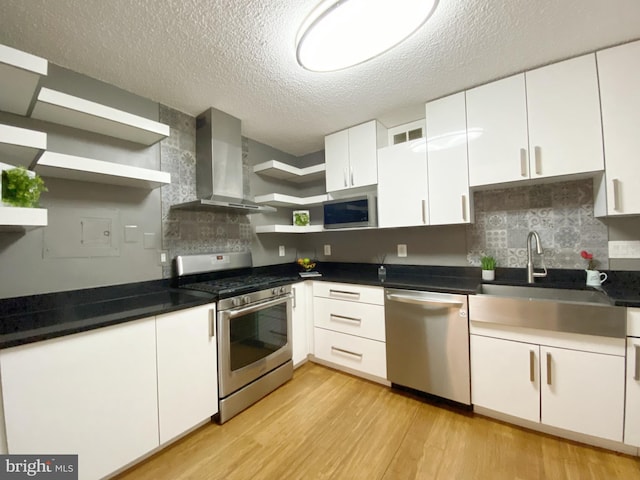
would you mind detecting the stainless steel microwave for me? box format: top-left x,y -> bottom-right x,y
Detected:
323,194 -> 377,229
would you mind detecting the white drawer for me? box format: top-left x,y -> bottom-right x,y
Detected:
312,281 -> 384,305
629,307 -> 640,337
313,297 -> 385,341
314,327 -> 386,379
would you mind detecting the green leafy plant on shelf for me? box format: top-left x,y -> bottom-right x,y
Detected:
480,255 -> 497,271
1,167 -> 47,208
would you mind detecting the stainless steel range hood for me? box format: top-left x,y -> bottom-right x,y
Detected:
171,108 -> 275,214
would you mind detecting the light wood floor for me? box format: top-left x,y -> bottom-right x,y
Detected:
115,362 -> 640,480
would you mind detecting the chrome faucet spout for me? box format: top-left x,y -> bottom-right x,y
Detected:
526,231 -> 547,283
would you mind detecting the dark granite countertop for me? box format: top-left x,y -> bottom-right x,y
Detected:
0,280 -> 216,349
2,262 -> 640,350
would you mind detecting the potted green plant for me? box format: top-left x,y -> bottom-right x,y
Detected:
481,255 -> 496,281
1,167 -> 47,208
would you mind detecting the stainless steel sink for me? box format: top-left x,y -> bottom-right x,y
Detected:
469,284 -> 626,338
478,284 -> 613,305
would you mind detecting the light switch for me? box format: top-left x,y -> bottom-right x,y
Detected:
324,244 -> 331,256
279,245 -> 286,257
397,244 -> 407,257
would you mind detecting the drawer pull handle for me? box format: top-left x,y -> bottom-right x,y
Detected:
634,345 -> 640,381
529,350 -> 535,382
329,289 -> 360,299
612,178 -> 621,212
331,346 -> 363,359
461,195 -> 467,222
330,314 -> 361,324
546,352 -> 552,385
534,146 -> 542,175
520,148 -> 528,177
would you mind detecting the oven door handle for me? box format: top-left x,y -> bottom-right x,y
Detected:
226,294 -> 292,319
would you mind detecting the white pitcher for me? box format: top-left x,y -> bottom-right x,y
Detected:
586,269 -> 607,287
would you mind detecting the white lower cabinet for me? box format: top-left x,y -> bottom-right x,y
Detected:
540,345 -> 624,441
314,327 -> 386,378
312,281 -> 386,381
156,304 -> 218,445
292,281 -> 312,366
625,308 -> 640,447
0,318 -> 160,480
471,333 -> 625,442
470,335 -> 539,422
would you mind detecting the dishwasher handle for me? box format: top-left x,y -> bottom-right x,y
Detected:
385,293 -> 464,308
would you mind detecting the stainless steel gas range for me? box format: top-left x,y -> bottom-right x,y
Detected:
176,252 -> 294,424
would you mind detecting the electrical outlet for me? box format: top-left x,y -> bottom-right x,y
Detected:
159,250 -> 169,265
397,244 -> 407,257
279,245 -> 286,257
324,244 -> 331,256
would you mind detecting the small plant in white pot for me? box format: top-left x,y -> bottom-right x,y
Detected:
481,256 -> 496,281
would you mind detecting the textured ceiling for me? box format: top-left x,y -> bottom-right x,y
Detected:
1,0 -> 640,156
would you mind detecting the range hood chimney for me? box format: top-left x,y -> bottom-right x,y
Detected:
171,108 -> 275,214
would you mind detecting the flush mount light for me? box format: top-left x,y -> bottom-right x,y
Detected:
296,0 -> 438,72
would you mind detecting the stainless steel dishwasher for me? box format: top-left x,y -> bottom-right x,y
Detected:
385,288 -> 471,405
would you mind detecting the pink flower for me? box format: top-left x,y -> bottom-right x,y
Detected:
581,250 -> 596,270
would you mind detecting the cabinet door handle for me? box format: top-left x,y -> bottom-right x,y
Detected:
546,352 -> 552,385
331,346 -> 363,359
330,314 -> 361,324
529,350 -> 535,382
612,178 -> 621,212
329,289 -> 360,300
534,146 -> 542,175
209,308 -> 216,338
520,148 -> 528,177
461,195 -> 467,222
343,168 -> 348,187
422,199 -> 427,224
634,345 -> 640,381
350,167 -> 354,186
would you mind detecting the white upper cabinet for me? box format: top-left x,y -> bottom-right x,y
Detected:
425,92 -> 472,225
526,54 -> 604,178
597,40 -> 640,216
0,43 -> 47,116
325,120 -> 385,192
467,54 -> 603,187
377,139 -> 428,228
466,74 -> 529,186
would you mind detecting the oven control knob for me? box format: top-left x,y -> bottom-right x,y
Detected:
279,287 -> 286,295
232,298 -> 241,307
243,296 -> 251,304
271,288 -> 279,295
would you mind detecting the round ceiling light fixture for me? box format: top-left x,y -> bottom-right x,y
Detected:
296,0 -> 438,72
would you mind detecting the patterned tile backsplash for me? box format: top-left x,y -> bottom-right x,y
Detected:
466,179 -> 609,270
159,106 -> 251,277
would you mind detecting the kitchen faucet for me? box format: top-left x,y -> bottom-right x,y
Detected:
526,231 -> 548,283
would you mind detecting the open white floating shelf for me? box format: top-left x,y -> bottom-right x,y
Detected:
254,193 -> 328,207
34,152 -> 171,189
253,160 -> 325,183
0,124 -> 47,168
0,206 -> 47,231
0,43 -> 48,116
255,224 -> 325,234
30,88 -> 170,146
